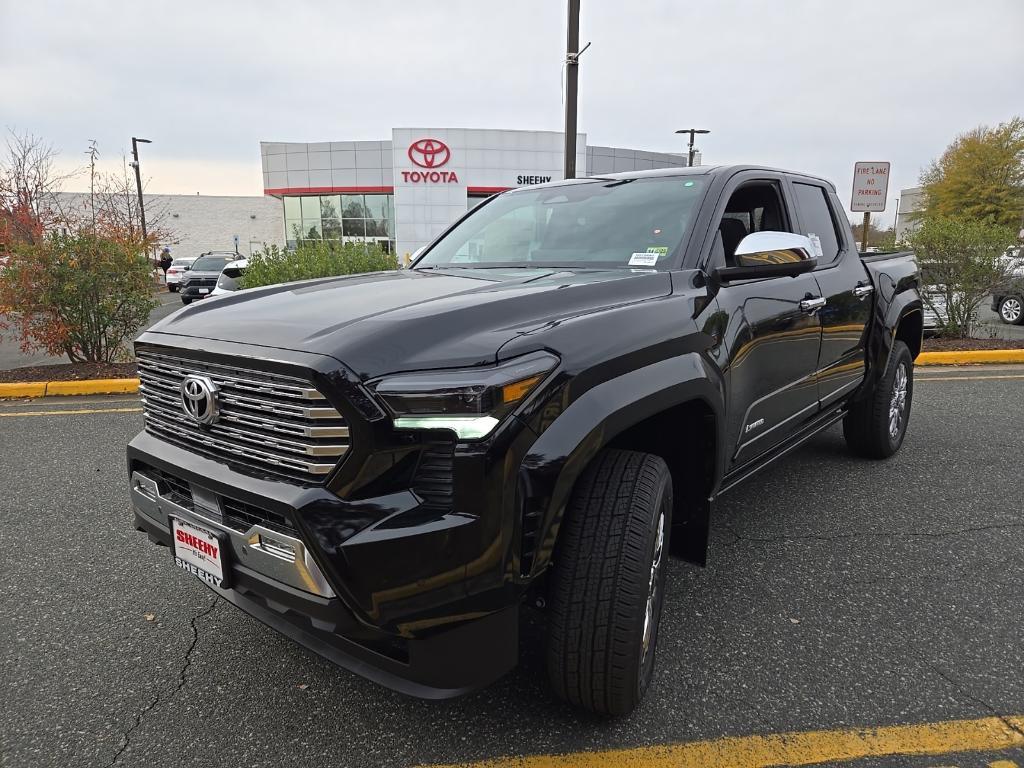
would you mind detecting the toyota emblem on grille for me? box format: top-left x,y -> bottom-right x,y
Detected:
407,138 -> 450,169
180,375 -> 220,425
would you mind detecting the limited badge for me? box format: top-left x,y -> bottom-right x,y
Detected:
628,252 -> 659,266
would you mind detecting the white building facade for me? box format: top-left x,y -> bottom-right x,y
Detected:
260,128 -> 691,258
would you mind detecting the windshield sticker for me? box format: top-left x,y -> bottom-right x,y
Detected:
629,252 -> 659,267
646,246 -> 669,255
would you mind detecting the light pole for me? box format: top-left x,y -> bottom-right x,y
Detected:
563,0 -> 582,180
130,137 -> 151,240
675,128 -> 710,167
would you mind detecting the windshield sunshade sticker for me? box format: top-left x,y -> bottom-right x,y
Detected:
628,252 -> 659,266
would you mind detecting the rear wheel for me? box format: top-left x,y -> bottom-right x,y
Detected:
998,296 -> 1023,325
843,340 -> 913,458
546,449 -> 672,715
167,284 -> 178,293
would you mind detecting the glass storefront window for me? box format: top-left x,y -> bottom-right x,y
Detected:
301,196 -> 321,220
282,194 -> 395,251
343,218 -> 366,237
302,219 -> 322,239
320,195 -> 341,220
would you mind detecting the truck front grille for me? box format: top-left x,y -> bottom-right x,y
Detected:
137,350 -> 349,482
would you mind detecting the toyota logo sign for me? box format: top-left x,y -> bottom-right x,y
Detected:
180,375 -> 220,425
408,138 -> 450,169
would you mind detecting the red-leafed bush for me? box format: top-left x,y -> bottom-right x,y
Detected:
0,232 -> 157,363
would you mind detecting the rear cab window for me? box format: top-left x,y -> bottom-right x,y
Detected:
791,182 -> 842,265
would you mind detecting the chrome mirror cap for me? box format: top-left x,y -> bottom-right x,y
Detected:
734,231 -> 815,267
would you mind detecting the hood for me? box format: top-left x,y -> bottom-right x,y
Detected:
146,268 -> 672,379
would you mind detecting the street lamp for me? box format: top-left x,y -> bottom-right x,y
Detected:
675,128 -> 710,167
130,137 -> 152,240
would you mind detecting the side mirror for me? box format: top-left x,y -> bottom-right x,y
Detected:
713,231 -> 817,284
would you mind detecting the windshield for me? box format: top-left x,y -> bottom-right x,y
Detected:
415,176 -> 706,270
190,256 -> 232,272
170,259 -> 192,267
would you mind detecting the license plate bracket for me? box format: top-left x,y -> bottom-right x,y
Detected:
171,517 -> 230,589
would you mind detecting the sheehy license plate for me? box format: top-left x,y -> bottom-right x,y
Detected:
171,518 -> 227,588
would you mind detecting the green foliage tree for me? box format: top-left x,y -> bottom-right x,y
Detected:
906,217 -> 1016,337
241,240 -> 397,290
0,232 -> 157,362
920,117 -> 1024,227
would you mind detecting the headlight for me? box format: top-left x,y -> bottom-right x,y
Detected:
370,351 -> 559,440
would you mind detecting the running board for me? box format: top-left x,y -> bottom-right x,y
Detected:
716,407 -> 848,497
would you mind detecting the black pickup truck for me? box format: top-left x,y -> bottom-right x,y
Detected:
128,165 -> 923,714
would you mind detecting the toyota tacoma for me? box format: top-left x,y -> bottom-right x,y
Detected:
128,165 -> 923,714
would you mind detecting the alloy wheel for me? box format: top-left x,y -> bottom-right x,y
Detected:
889,363 -> 908,440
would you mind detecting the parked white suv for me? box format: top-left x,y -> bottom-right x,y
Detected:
165,257 -> 199,292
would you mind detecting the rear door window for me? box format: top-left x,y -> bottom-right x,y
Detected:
792,182 -> 841,265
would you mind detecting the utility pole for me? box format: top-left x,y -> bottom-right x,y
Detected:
675,128 -> 710,167
563,0 -> 582,180
130,137 -> 151,240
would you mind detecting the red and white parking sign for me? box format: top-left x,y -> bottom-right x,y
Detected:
850,162 -> 890,212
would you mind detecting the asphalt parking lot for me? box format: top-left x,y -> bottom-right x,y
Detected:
2,366 -> 1023,768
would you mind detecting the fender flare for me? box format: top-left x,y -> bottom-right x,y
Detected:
516,352 -> 724,579
855,291 -> 923,403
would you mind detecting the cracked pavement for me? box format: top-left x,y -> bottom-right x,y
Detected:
1,370 -> 1023,767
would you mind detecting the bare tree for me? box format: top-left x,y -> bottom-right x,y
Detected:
0,129 -> 78,245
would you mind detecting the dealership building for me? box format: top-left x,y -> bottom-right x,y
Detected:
260,128 -> 693,258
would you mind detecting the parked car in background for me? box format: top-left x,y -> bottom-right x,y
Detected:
210,258 -> 248,297
991,247 -> 1024,325
165,257 -> 200,292
179,252 -> 236,305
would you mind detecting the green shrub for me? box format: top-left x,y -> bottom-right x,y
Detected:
906,216 -> 1016,337
241,241 -> 398,290
0,232 -> 157,363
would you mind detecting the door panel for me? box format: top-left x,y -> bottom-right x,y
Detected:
717,272 -> 823,468
814,259 -> 871,406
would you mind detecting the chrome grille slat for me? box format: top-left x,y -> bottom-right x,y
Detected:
137,351 -> 349,481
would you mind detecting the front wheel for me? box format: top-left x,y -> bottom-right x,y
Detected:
998,296 -> 1023,325
181,296 -> 192,305
546,449 -> 672,715
843,340 -> 914,458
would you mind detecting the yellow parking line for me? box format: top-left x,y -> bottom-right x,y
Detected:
916,374 -> 1024,382
0,407 -> 142,417
422,715 -> 1024,768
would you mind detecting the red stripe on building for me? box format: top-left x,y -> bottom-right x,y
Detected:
467,186 -> 511,194
264,186 -> 395,196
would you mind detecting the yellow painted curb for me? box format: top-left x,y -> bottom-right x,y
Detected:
0,378 -> 140,399
918,349 -> 1024,365
0,382 -> 48,398
45,378 -> 140,396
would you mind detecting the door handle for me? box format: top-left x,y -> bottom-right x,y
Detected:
853,284 -> 874,297
799,296 -> 827,312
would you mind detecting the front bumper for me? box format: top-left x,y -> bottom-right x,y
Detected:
128,430 -> 519,698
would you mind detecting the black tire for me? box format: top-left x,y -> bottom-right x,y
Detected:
181,297 -> 191,305
546,449 -> 672,715
998,296 -> 1024,325
168,284 -> 178,293
843,340 -> 914,459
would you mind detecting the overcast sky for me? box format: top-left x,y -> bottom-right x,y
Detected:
2,0 -> 1021,226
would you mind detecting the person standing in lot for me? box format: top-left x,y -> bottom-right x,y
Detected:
158,248 -> 173,288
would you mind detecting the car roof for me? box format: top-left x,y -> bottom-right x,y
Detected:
506,164 -> 835,192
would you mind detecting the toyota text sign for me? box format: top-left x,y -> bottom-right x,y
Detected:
851,161 -> 890,212
403,138 -> 458,183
